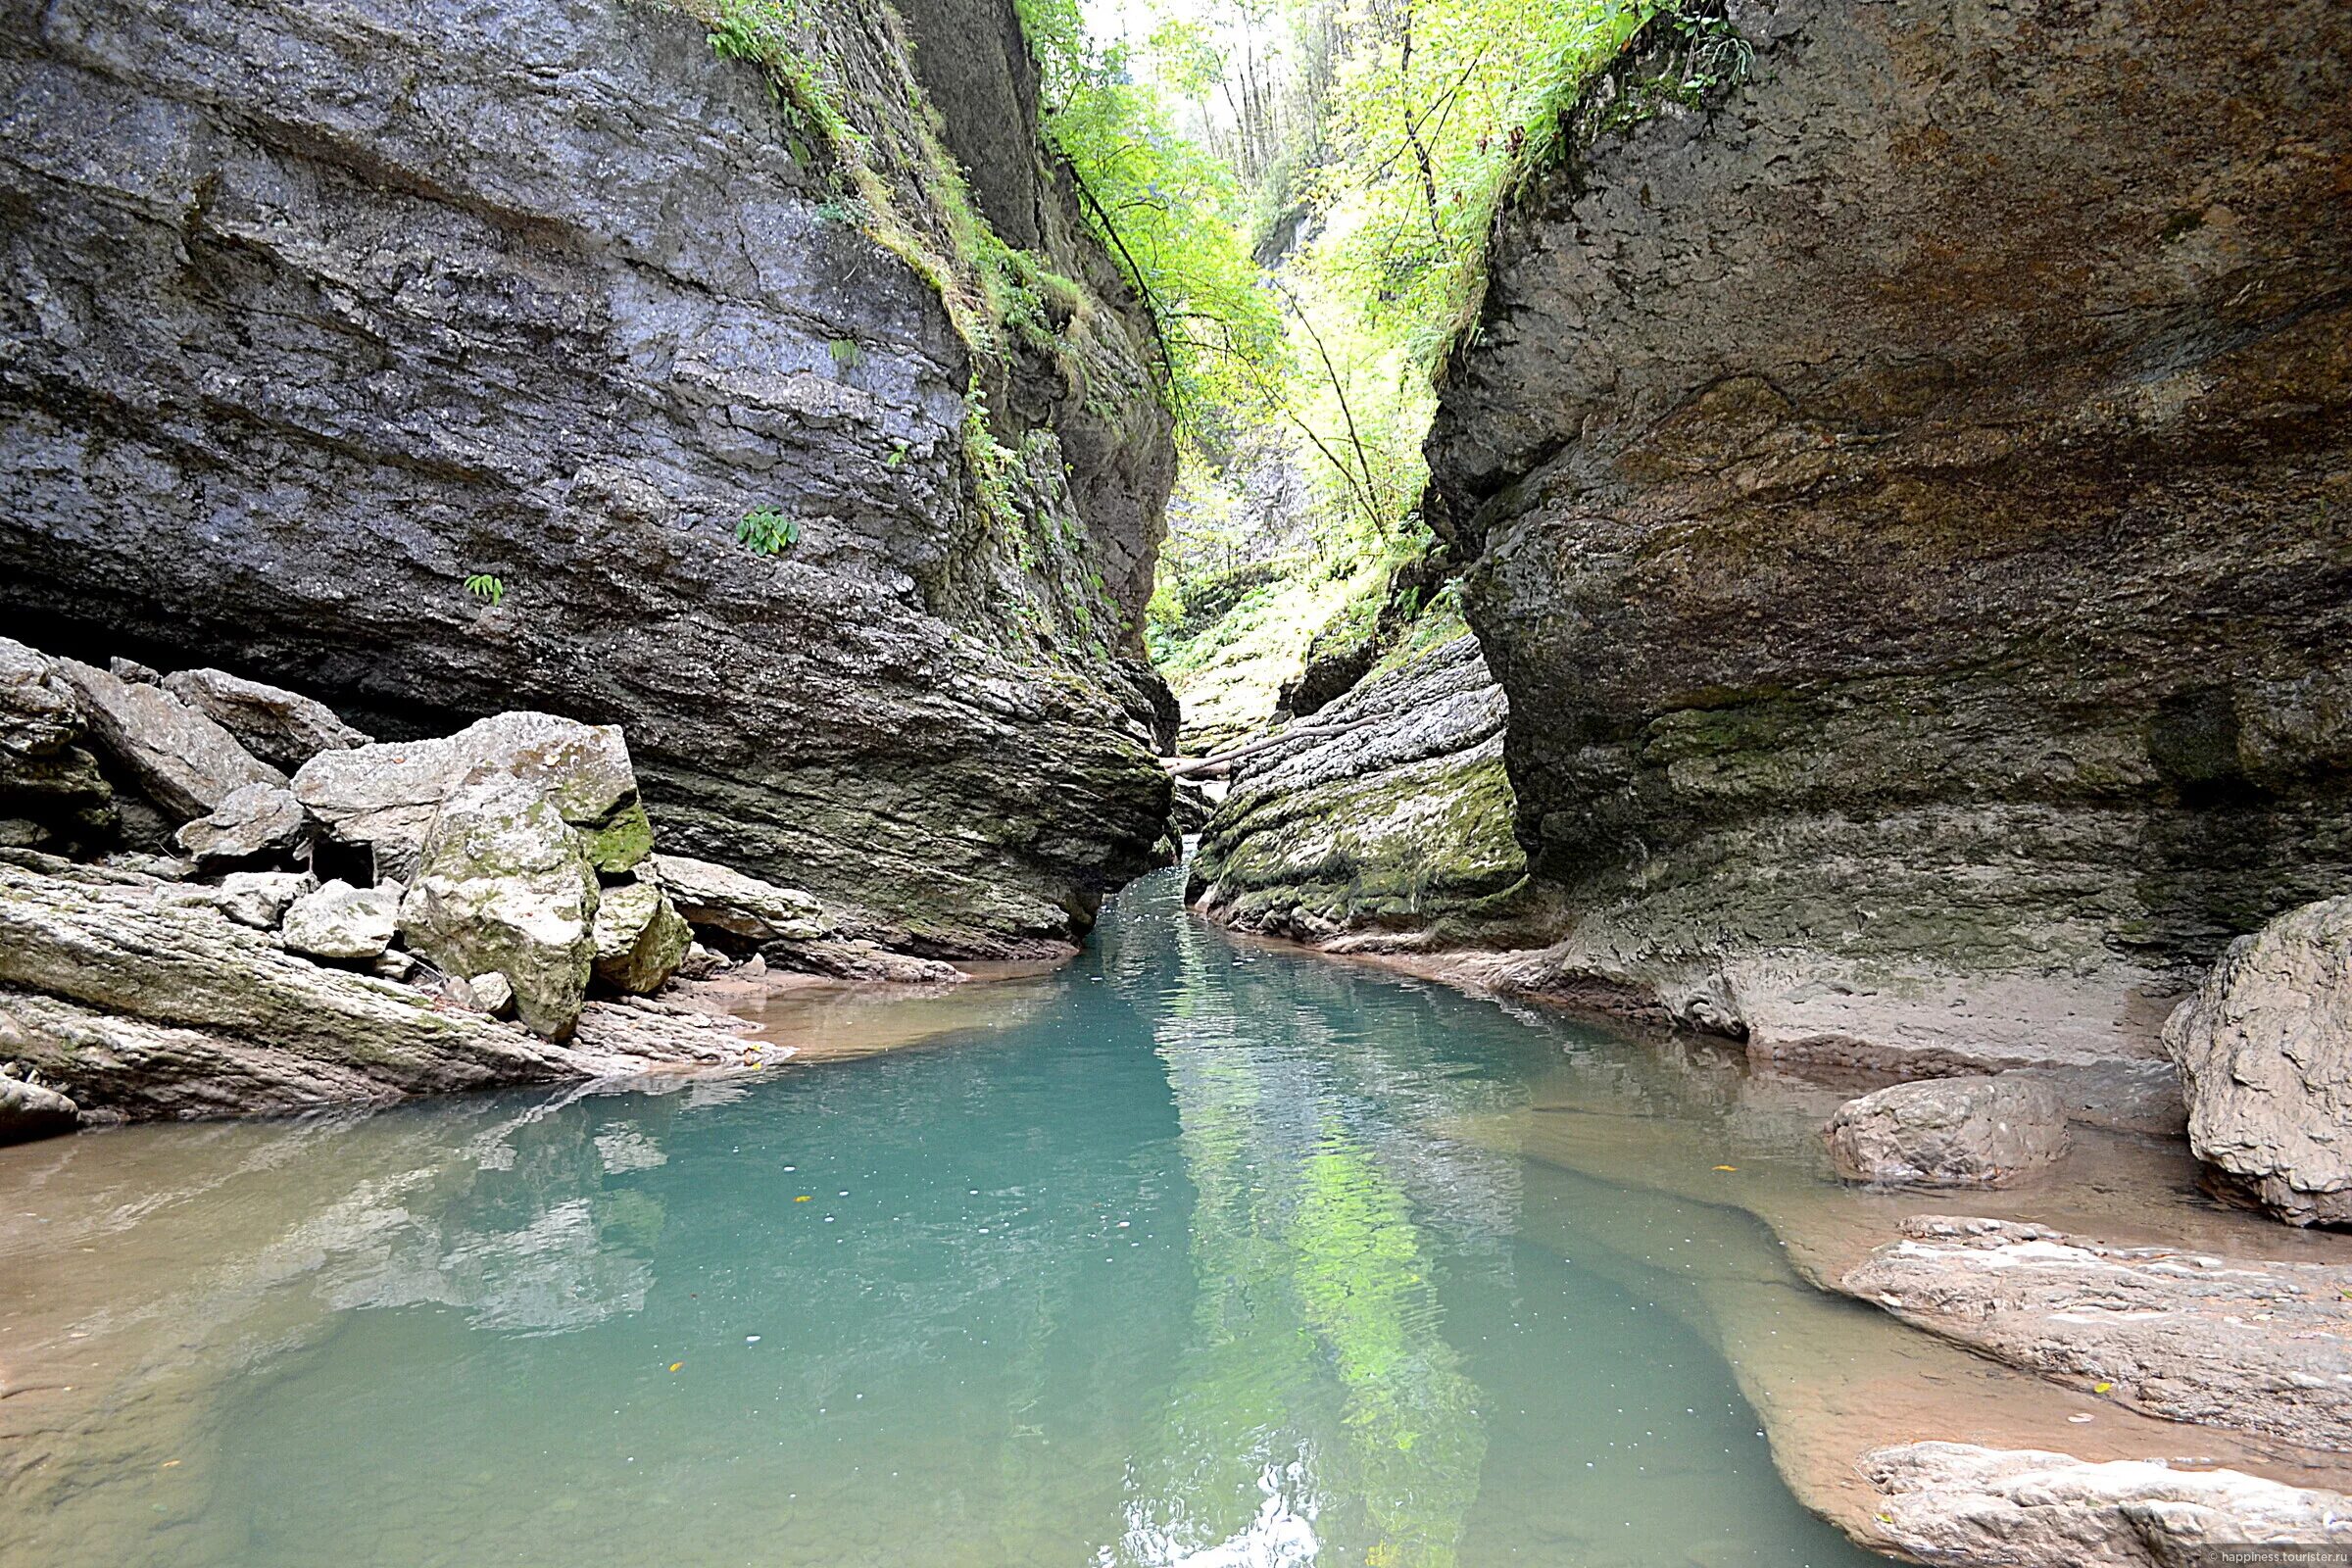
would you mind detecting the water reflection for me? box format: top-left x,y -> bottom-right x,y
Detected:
0,868 -> 1890,1568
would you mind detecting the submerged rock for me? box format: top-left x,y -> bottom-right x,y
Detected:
651,855 -> 826,946
0,1073 -> 78,1145
281,879 -> 400,962
1864,1442 -> 2352,1568
294,712 -> 642,883
1843,1216 -> 2352,1450
173,782 -> 308,866
591,882 -> 693,996
2164,897 -> 2352,1226
50,659 -> 282,821
160,667 -> 373,771
1826,1075 -> 2070,1188
398,777 -> 600,1040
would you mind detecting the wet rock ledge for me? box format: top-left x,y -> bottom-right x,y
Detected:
0,634 -> 946,1135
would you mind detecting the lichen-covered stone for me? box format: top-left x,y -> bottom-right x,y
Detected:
280,879 -> 399,961
49,659 -> 282,821
398,778 -> 599,1040
0,861 -> 739,1117
591,882 -> 692,996
159,667 -> 372,771
1419,0 -> 2352,1057
2163,896 -> 2352,1226
1191,632 -> 1522,939
651,854 -> 827,945
173,782 -> 307,866
294,713 -> 639,882
1826,1074 -> 2071,1188
0,0 -> 1175,952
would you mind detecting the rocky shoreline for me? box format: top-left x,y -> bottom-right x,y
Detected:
0,632 -> 983,1137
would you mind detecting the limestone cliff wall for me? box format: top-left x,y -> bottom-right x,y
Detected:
1418,0 -> 2352,1055
0,0 -> 1174,954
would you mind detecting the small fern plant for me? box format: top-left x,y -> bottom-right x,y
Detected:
736,506 -> 801,556
464,573 -> 506,608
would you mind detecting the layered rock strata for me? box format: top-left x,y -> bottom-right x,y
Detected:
0,0 -> 1175,954
1361,0 -> 2352,1076
1189,631 -> 1522,938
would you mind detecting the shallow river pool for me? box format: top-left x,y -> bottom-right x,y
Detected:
0,868 -> 1923,1567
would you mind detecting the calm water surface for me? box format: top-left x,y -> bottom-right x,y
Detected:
6,869 -> 1889,1568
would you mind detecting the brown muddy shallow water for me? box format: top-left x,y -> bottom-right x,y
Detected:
4,868 -> 2346,1566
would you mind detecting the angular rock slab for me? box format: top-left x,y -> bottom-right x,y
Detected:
51,659 -> 282,820
590,882 -> 691,996
161,666 -> 372,771
651,854 -> 825,945
1826,1074 -> 2071,1188
281,879 -> 399,961
399,777 -> 599,1040
173,782 -> 308,865
0,1074 -> 78,1144
2165,897 -> 2352,1227
1844,1216 -> 2352,1451
0,639 -> 116,846
1864,1442 -> 2352,1568
294,711 -> 644,881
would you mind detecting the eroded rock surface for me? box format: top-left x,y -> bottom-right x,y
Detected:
172,782 -> 307,866
1418,0 -> 2352,1069
0,0 -> 1173,953
651,854 -> 828,947
2164,897 -> 2352,1226
1190,632 -> 1522,938
50,660 -> 281,821
1827,1075 -> 2071,1189
1843,1217 -> 2352,1451
1864,1443 -> 2352,1568
160,667 -> 372,771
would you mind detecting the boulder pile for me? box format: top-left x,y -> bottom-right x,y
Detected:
0,635 -> 864,1136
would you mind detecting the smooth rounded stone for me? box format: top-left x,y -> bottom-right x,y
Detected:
1864,1442 -> 2352,1568
211,870 -> 315,929
294,711 -> 641,881
398,777 -> 598,1041
1825,1073 -> 2070,1187
590,882 -> 691,996
0,1073 -> 78,1145
1843,1215 -> 2352,1450
465,971 -> 516,1018
49,658 -> 284,820
173,782 -> 308,865
650,854 -> 826,944
161,666 -> 373,771
281,878 -> 400,960
2164,896 -> 2352,1226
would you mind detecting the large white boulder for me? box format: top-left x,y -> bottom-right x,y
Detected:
2163,895 -> 2352,1225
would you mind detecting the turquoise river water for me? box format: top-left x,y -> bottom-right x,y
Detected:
0,868 -> 1898,1568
